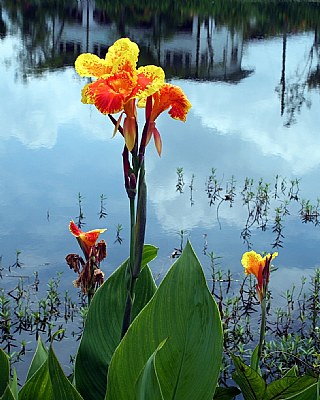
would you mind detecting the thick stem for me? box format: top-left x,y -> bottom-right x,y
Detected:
129,197 -> 136,274
121,196 -> 136,338
121,162 -> 147,338
133,162 -> 147,278
257,297 -> 267,362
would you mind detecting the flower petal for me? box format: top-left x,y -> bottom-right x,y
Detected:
83,79 -> 126,114
151,83 -> 192,122
105,38 -> 139,75
152,125 -> 162,156
75,53 -> 112,78
69,220 -> 82,237
80,228 -> 107,248
112,112 -> 124,138
133,66 -> 165,98
123,115 -> 137,151
241,250 -> 264,279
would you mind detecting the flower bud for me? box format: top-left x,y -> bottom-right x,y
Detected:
129,173 -> 137,190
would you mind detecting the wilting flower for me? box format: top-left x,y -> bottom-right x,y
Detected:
241,250 -> 278,302
139,83 -> 192,156
75,38 -> 165,151
67,221 -> 107,297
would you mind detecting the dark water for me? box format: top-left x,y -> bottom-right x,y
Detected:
0,0 -> 320,381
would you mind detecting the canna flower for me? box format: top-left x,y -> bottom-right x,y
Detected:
75,38 -> 165,151
139,83 -> 192,156
241,250 -> 278,302
69,220 -> 106,260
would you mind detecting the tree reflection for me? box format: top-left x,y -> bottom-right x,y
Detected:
307,27 -> 320,90
275,9 -> 320,126
2,0 -> 78,81
2,0 -> 320,88
0,4 -> 7,39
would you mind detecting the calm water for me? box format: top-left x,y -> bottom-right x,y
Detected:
1,0 -> 320,314
1,0 -> 320,384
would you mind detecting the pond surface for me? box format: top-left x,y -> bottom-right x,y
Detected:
1,1 -> 320,313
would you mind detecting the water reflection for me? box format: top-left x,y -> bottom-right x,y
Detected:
0,1 -> 320,280
276,26 -> 320,126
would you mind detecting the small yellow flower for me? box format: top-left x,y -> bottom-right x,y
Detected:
241,250 -> 278,302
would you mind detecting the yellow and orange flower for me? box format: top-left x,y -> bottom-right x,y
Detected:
75,38 -> 165,151
241,250 -> 278,302
69,220 -> 106,259
139,83 -> 192,155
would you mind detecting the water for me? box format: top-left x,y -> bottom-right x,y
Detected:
0,0 -> 320,380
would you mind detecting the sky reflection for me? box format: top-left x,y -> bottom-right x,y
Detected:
0,20 -> 320,298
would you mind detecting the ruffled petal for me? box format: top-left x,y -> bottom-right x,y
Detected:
75,53 -> 112,78
105,38 -> 139,76
133,66 -> 165,98
241,250 -> 264,279
81,83 -> 95,104
83,79 -> 126,114
151,83 -> 192,122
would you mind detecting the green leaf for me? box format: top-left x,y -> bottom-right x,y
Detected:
26,338 -> 48,382
213,386 -> 241,399
106,241 -> 223,400
74,245 -> 157,400
18,360 -> 53,400
135,340 -> 166,400
48,346 -> 84,400
264,375 -> 318,400
283,381 -> 318,400
140,245 -> 158,270
1,385 -> 15,400
283,366 -> 298,378
232,355 -> 266,400
0,348 -> 10,397
9,369 -> 18,400
250,345 -> 260,373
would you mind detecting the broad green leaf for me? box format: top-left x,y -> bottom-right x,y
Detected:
106,241 -> 223,400
232,355 -> 266,400
265,375 -> 318,400
284,381 -> 318,400
26,338 -> 48,382
9,370 -> 18,400
74,245 -> 157,400
1,385 -> 15,400
18,360 -> 53,400
213,386 -> 241,399
48,346 -> 84,400
135,339 -> 166,400
0,348 -> 9,397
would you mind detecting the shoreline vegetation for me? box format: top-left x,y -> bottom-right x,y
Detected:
1,245 -> 319,386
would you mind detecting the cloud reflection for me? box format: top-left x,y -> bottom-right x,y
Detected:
1,31 -> 320,273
